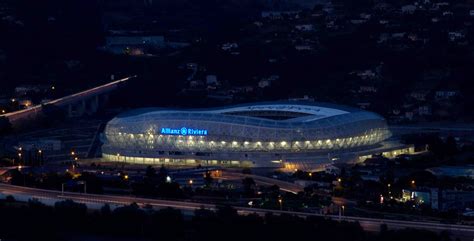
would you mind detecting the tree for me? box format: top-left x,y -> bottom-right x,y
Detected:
0,116 -> 12,135
101,204 -> 111,216
5,195 -> 15,202
216,205 -> 238,220
78,172 -> 103,194
157,164 -> 168,183
204,171 -> 214,187
445,136 -> 458,156
145,165 -> 157,178
242,177 -> 256,195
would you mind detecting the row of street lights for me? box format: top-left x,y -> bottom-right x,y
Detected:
15,147 -> 44,166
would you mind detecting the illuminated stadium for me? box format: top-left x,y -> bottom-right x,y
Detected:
102,102 -> 392,170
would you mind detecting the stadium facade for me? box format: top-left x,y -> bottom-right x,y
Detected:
102,102 -> 392,170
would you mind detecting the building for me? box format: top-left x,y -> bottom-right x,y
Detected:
403,188 -> 474,211
102,102 -> 392,170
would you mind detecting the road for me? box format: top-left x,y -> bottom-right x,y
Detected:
390,123 -> 474,137
1,76 -> 134,125
1,183 -> 473,240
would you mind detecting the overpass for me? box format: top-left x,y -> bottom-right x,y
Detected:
0,183 -> 473,240
1,76 -> 134,127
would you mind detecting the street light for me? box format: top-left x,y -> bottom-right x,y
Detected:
278,197 -> 283,210
38,149 -> 43,166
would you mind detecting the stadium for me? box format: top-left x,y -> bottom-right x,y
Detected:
102,102 -> 393,170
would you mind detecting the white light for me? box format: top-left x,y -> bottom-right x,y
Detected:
166,176 -> 172,183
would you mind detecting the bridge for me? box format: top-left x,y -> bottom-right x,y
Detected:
1,76 -> 134,127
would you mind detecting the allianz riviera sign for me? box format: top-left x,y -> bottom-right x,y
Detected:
160,127 -> 208,136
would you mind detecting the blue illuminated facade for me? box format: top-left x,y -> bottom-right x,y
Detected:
102,101 -> 392,170
160,127 -> 208,136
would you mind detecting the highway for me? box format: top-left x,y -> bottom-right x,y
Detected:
1,76 -> 134,125
390,123 -> 474,137
1,183 -> 473,240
